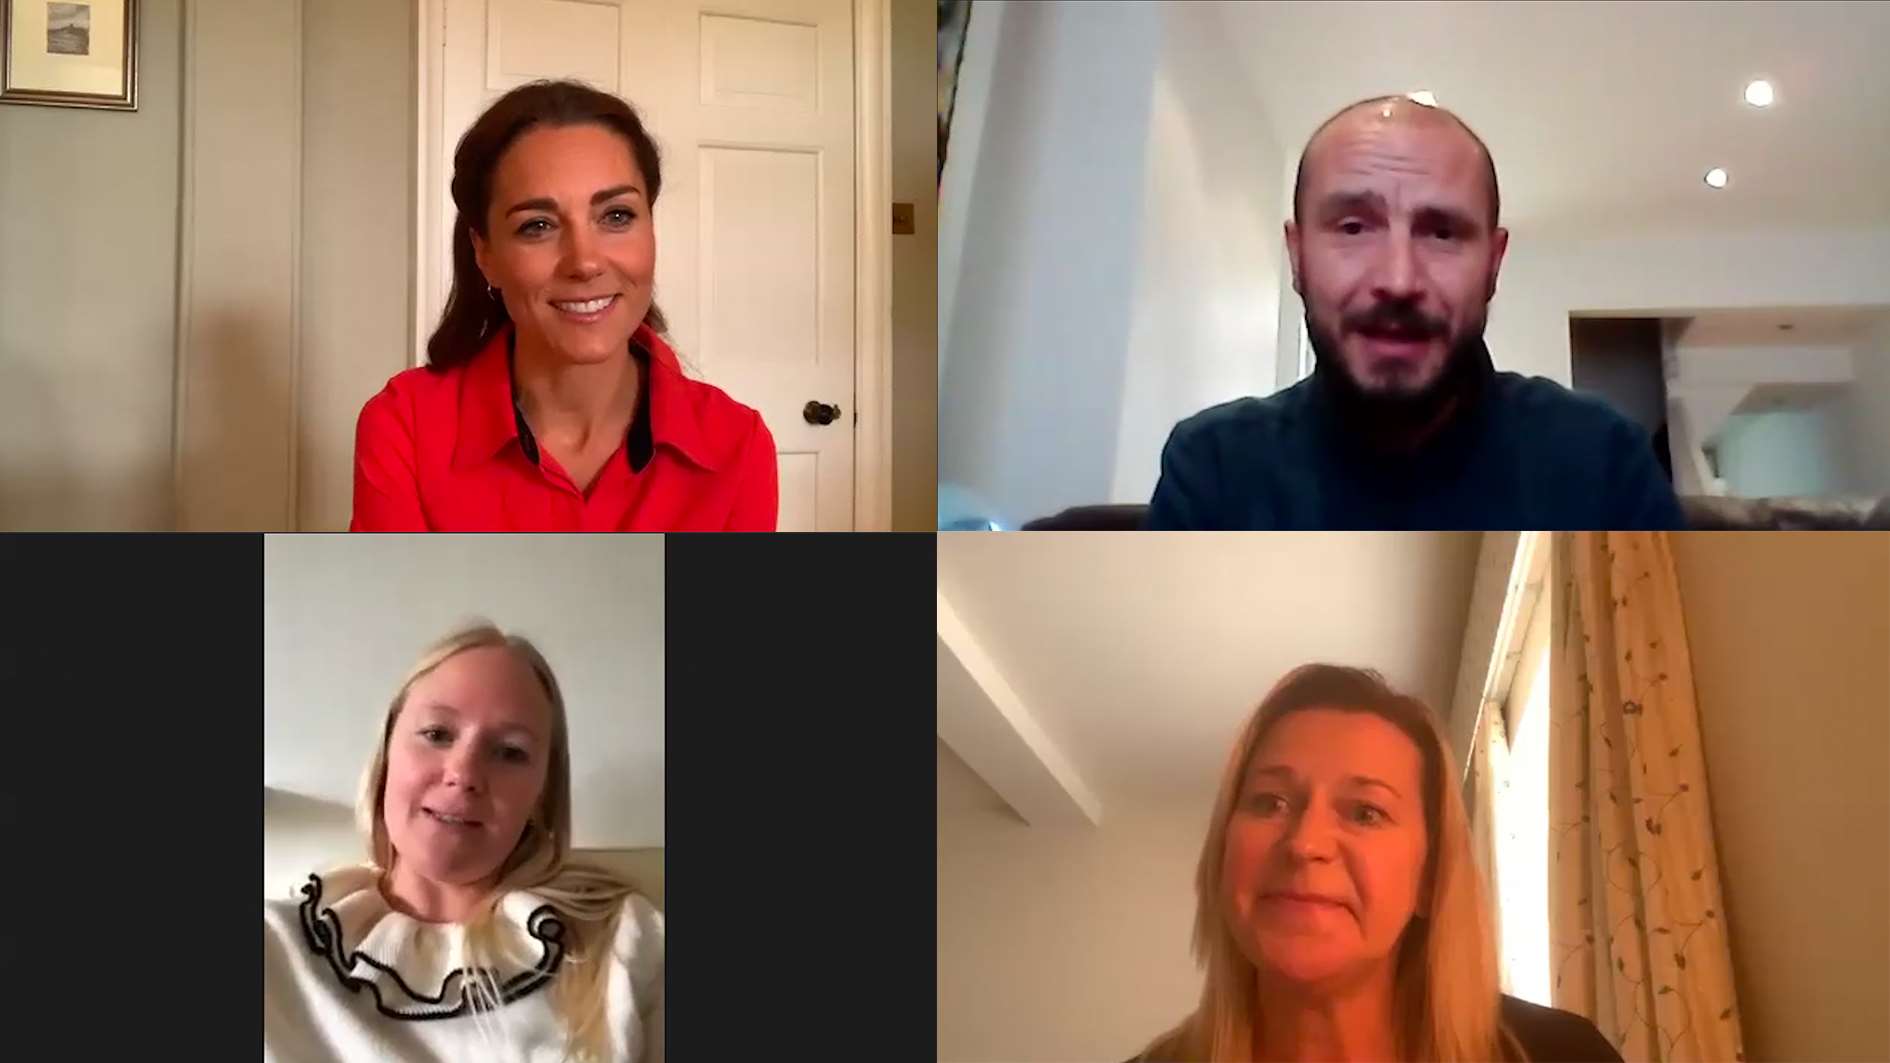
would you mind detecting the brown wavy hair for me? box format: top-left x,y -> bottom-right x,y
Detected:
427,79 -> 668,371
1139,664 -> 1522,1062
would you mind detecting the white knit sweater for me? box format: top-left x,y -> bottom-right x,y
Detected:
263,866 -> 663,1063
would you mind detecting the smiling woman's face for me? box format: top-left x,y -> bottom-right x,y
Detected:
381,645 -> 554,889
471,121 -> 657,366
1220,708 -> 1431,989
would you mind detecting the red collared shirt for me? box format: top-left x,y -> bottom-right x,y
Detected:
351,324 -> 777,531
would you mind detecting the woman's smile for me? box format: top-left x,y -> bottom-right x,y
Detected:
549,292 -> 620,323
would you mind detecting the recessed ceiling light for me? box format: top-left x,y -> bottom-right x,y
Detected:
1744,79 -> 1775,107
1704,167 -> 1729,189
1407,90 -> 1438,107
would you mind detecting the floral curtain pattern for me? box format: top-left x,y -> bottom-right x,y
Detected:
1549,532 -> 1746,1062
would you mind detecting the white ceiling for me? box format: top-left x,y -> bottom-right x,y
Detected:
1734,380 -> 1850,415
1673,305 -> 1888,347
1220,1 -> 1890,236
937,533 -> 1482,816
263,535 -> 665,848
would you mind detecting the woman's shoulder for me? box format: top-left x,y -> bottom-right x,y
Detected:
609,893 -> 664,974
263,867 -> 371,931
674,372 -> 766,435
263,893 -> 302,942
1499,994 -> 1623,1063
363,359 -> 459,413
353,361 -> 459,450
660,362 -> 771,457
641,331 -> 770,454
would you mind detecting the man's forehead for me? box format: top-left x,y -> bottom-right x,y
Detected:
1305,113 -> 1488,208
1312,111 -> 1481,173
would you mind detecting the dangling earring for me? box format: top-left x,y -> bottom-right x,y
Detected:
487,282 -> 500,302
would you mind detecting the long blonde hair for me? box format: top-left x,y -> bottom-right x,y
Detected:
1141,664 -> 1520,1062
355,620 -> 642,1062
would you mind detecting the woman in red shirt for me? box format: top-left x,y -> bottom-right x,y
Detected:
353,80 -> 777,531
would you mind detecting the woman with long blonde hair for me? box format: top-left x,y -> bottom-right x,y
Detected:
264,622 -> 663,1062
1137,664 -> 1614,1063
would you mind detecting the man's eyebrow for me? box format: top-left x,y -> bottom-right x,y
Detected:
1317,190 -> 1386,217
1413,203 -> 1481,234
504,184 -> 645,217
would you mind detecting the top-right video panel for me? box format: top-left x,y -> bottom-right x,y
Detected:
935,0 -> 1890,531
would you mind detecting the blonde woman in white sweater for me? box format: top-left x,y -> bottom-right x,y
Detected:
264,623 -> 663,1063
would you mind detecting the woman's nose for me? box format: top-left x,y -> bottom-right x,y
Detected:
1284,804 -> 1338,861
442,748 -> 484,793
561,225 -> 604,279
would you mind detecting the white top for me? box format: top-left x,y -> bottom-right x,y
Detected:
264,866 -> 663,1063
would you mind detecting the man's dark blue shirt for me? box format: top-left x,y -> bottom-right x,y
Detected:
1146,345 -> 1686,530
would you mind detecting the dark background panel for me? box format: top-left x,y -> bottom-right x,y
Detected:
665,532 -> 937,1055
0,533 -> 262,1052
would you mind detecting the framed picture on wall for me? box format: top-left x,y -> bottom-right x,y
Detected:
2,0 -> 137,110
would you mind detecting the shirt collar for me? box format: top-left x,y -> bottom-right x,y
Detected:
452,323 -> 726,474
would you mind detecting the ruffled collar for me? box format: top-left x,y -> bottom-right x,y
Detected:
295,866 -> 567,1021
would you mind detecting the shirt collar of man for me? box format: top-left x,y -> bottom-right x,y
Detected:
451,322 -> 726,474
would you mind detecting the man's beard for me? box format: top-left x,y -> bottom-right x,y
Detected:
1307,310 -> 1489,436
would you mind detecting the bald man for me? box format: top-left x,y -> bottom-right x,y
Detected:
1146,96 -> 1684,530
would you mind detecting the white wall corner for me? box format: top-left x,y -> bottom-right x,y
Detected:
1668,398 -> 1725,497
936,0 -> 1007,374
936,590 -> 1103,828
1671,382 -> 1755,449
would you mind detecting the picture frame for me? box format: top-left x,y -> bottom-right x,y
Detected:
2,0 -> 137,110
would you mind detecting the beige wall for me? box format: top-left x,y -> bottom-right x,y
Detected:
178,0 -> 413,530
938,771 -> 1205,1062
297,0 -> 416,530
1671,532 -> 1890,1062
0,0 -> 183,530
889,0 -> 938,530
0,0 -> 412,530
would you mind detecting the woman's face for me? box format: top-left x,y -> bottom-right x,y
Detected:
472,121 -> 657,366
381,645 -> 554,889
1220,708 -> 1430,990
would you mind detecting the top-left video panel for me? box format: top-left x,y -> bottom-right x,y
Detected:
1,0 -> 939,531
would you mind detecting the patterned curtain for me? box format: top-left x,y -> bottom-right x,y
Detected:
1548,532 -> 1746,1062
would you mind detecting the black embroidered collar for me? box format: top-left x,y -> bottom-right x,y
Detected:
295,872 -> 567,1022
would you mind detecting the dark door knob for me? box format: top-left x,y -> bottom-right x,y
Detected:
803,400 -> 842,426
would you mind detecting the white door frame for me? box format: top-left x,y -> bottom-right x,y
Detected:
410,0 -> 894,531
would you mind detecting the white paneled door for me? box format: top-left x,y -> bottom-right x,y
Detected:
432,0 -> 857,530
